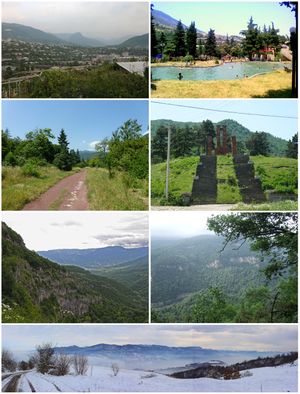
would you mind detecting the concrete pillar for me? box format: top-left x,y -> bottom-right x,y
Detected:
207,135 -> 213,155
232,136 -> 237,155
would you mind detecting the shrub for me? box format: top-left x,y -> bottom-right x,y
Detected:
3,152 -> 17,167
53,354 -> 71,376
53,150 -> 73,171
72,354 -> 88,375
111,363 -> 120,376
21,162 -> 41,178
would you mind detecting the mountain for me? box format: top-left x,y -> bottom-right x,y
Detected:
151,118 -> 288,156
37,246 -> 148,269
2,22 -> 65,44
118,33 -> 149,48
2,222 -> 147,323
53,343 -> 276,371
91,256 -> 148,300
55,32 -> 104,47
152,9 -> 204,34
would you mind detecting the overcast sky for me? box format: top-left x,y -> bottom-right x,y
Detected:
151,100 -> 298,141
2,1 -> 149,41
151,212 -> 220,239
3,212 -> 148,250
3,324 -> 297,353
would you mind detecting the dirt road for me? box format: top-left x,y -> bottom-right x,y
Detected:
2,372 -> 27,392
151,204 -> 236,211
23,169 -> 89,211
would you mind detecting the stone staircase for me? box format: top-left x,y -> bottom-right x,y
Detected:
233,154 -> 266,203
191,155 -> 217,204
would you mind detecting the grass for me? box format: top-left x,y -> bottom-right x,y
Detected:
151,155 -> 298,207
86,168 -> 148,210
217,155 -> 242,203
233,200 -> 298,211
151,70 -> 292,98
2,166 -> 79,210
251,156 -> 298,194
151,156 -> 199,205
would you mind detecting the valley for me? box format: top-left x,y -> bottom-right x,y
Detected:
2,222 -> 149,323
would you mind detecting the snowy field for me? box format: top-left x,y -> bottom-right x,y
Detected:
10,362 -> 297,392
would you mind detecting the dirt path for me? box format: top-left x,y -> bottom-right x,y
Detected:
23,169 -> 89,210
151,204 -> 236,211
2,373 -> 23,392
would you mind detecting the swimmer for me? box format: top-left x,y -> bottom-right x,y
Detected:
178,72 -> 183,80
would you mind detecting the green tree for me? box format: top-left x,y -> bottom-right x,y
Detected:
152,125 -> 168,162
186,22 -> 197,58
158,32 -> 167,56
246,131 -> 270,156
207,213 -> 298,279
286,133 -> 298,158
204,29 -> 217,57
151,5 -> 158,58
54,129 -> 73,171
22,128 -> 55,163
173,20 -> 186,57
192,287 -> 234,323
172,126 -> 193,157
240,16 -> 259,59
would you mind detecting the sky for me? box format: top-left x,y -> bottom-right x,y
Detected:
2,211 -> 148,250
2,100 -> 149,151
2,324 -> 297,353
151,211 -> 216,239
153,1 -> 296,36
151,99 -> 298,141
2,1 -> 149,42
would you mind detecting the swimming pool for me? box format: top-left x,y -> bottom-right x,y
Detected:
151,62 -> 286,81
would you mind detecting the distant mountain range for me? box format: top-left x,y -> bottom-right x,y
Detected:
2,222 -> 147,323
151,118 -> 288,156
53,343 -> 277,371
37,246 -> 148,268
152,8 -> 242,42
2,22 -> 148,48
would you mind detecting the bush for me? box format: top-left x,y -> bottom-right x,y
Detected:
52,354 -> 71,376
3,152 -> 17,167
111,363 -> 119,376
72,354 -> 88,375
21,162 -> 41,178
53,150 -> 73,171
2,349 -> 17,372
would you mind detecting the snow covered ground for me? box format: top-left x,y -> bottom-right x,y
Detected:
12,362 -> 297,392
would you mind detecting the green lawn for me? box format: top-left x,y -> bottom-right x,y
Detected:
2,166 -> 79,210
151,155 -> 297,206
86,168 -> 148,210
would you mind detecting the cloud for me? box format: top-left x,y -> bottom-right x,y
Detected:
92,233 -> 148,248
89,141 -> 100,149
50,221 -> 82,227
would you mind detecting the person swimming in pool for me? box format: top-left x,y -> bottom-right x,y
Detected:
178,72 -> 183,80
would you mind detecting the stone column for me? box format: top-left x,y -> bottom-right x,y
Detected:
207,135 -> 213,155
232,136 -> 237,155
222,126 -> 227,155
216,126 -> 221,154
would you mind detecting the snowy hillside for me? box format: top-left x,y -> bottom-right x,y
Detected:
6,362 -> 298,392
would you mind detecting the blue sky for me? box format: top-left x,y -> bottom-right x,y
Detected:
151,99 -> 298,140
153,2 -> 296,36
2,325 -> 297,353
2,100 -> 149,151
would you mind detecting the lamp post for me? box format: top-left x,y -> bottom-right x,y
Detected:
290,26 -> 297,97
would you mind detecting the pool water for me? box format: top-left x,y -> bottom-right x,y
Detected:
151,61 -> 286,81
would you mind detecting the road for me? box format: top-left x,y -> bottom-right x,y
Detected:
2,371 -> 33,392
23,169 -> 89,211
152,204 -> 236,211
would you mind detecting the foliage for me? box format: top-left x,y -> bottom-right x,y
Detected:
286,133 -> 298,158
204,29 -> 217,57
22,64 -> 148,98
246,131 -> 270,156
186,22 -> 197,58
207,213 -> 297,279
173,20 -> 186,57
35,343 -> 55,374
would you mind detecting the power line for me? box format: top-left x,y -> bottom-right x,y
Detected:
151,101 -> 298,120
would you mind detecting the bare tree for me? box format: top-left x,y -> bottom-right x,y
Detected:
53,354 -> 71,376
72,354 -> 88,375
35,343 -> 55,374
2,349 -> 17,372
111,363 -> 120,376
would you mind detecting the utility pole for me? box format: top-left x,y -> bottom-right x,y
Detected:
165,126 -> 171,200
